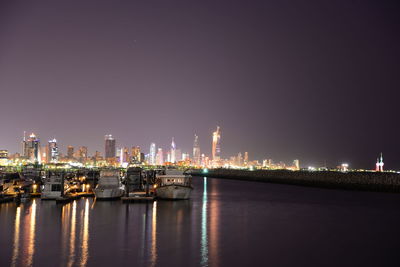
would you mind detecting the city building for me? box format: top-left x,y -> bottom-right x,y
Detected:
156,148 -> 164,165
78,146 -> 88,163
149,143 -> 156,165
47,139 -> 59,163
244,152 -> 249,165
212,126 -> 221,162
0,150 -> 8,165
170,138 -> 176,163
67,145 -> 74,159
105,134 -> 116,163
193,134 -> 201,166
131,146 -> 141,163
24,133 -> 41,163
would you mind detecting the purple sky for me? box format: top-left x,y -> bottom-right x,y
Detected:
0,0 -> 399,169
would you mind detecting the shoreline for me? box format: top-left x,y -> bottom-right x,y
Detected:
190,169 -> 400,193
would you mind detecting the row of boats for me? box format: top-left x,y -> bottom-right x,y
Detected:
40,168 -> 193,200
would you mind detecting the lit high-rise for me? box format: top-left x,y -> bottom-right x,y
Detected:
105,134 -> 116,162
193,134 -> 201,165
212,126 -> 221,161
47,139 -> 59,163
24,133 -> 41,163
170,138 -> 176,163
149,143 -> 156,165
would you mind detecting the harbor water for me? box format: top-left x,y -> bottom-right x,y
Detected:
1,177 -> 400,267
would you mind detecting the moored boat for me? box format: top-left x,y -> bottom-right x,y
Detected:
155,169 -> 192,200
94,169 -> 124,199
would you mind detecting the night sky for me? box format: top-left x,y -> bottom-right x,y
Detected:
0,0 -> 399,169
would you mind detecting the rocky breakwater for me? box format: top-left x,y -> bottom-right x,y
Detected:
190,169 -> 400,193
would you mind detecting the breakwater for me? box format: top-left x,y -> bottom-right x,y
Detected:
190,169 -> 400,193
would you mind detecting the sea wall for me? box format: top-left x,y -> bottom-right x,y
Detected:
190,169 -> 400,193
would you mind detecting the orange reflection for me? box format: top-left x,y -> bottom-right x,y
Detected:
79,199 -> 90,267
61,203 -> 71,263
68,201 -> 77,267
209,181 -> 219,267
23,200 -> 37,267
11,206 -> 21,267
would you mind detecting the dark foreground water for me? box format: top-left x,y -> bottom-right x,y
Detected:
1,177 -> 400,267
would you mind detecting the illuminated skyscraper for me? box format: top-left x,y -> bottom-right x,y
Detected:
170,138 -> 176,163
24,133 -> 41,163
131,146 -> 141,163
156,148 -> 164,165
149,143 -> 156,165
212,126 -> 221,161
105,134 -> 116,161
47,139 -> 59,163
193,134 -> 201,166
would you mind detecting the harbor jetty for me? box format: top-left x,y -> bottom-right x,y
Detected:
190,168 -> 400,193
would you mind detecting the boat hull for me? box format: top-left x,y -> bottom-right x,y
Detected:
156,185 -> 192,200
94,188 -> 124,199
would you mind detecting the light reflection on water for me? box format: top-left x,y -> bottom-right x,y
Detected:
151,201 -> 157,267
201,177 -> 208,267
10,206 -> 21,267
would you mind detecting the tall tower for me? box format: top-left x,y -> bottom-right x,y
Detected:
149,143 -> 156,165
170,138 -> 176,163
376,153 -> 384,172
212,126 -> 221,161
25,133 -> 41,163
193,134 -> 201,166
47,139 -> 59,163
105,135 -> 116,162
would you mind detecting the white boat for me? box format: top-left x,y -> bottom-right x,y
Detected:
155,169 -> 192,200
94,169 -> 124,199
41,174 -> 63,200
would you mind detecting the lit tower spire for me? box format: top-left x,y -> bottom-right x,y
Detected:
171,138 -> 176,163
375,153 -> 384,172
212,126 -> 221,162
193,134 -> 201,166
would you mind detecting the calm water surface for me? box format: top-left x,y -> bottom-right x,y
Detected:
1,177 -> 400,267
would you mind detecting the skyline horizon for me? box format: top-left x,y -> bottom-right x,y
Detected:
0,128 -> 392,170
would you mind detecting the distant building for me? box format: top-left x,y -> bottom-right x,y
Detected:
156,148 -> 164,165
149,143 -> 156,165
24,133 -> 41,163
212,126 -> 221,162
67,145 -> 74,159
105,135 -> 116,162
78,146 -> 88,163
0,150 -> 8,165
244,152 -> 249,165
47,139 -> 59,163
193,134 -> 201,166
131,146 -> 141,163
175,149 -> 182,163
170,138 -> 176,163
